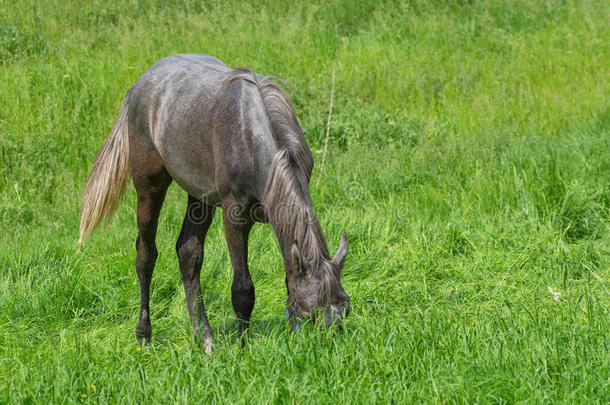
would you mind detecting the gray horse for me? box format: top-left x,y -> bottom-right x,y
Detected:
79,54 -> 350,352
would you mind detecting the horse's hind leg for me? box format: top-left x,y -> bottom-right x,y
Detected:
176,196 -> 215,354
132,144 -> 172,346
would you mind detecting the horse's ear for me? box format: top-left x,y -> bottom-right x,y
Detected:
291,241 -> 309,276
332,233 -> 348,270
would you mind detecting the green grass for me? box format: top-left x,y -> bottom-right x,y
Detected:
1,0 -> 609,403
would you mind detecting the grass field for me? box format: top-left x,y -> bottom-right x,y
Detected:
1,0 -> 609,403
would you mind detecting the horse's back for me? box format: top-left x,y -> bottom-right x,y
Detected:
127,54 -> 276,204
137,54 -> 230,82
128,53 -> 231,132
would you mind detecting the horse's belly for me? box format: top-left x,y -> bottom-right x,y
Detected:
154,134 -> 220,205
171,170 -> 220,205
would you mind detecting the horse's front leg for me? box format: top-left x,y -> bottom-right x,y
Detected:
222,199 -> 255,348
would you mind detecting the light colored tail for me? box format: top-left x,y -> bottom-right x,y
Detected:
78,100 -> 130,249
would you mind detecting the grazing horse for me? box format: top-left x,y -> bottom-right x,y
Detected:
78,54 -> 350,352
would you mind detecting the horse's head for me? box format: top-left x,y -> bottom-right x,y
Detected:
286,233 -> 350,330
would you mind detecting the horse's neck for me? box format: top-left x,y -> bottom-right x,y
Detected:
264,163 -> 329,262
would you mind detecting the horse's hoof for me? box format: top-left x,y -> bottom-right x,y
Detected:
136,335 -> 151,347
203,340 -> 213,355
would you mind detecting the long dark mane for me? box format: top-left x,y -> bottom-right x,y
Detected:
224,69 -> 340,297
263,150 -> 330,261
224,68 -> 313,182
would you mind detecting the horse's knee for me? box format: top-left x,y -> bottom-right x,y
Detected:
231,278 -> 255,317
232,276 -> 254,296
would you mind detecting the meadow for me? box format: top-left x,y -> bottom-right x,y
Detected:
0,0 -> 608,403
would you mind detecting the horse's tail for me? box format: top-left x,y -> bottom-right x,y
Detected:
78,98 -> 130,249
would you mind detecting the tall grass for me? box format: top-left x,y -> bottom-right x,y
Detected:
0,0 -> 608,403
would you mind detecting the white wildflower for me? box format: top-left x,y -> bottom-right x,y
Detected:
548,286 -> 560,302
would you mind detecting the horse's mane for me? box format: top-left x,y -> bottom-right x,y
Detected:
223,68 -> 313,185
224,69 -> 335,284
262,150 -> 330,263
